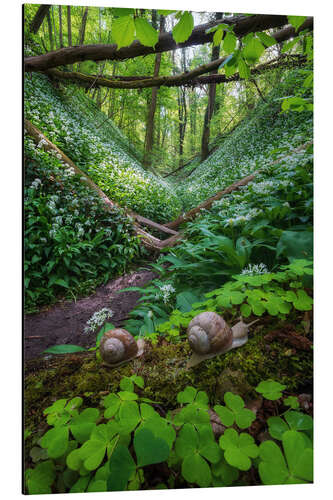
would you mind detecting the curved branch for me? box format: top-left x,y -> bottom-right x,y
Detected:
46,54 -> 307,90
24,14 -> 307,72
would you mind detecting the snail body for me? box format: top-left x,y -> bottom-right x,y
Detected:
99,328 -> 145,367
187,312 -> 259,368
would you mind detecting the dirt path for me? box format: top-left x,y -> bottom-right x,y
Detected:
24,269 -> 155,360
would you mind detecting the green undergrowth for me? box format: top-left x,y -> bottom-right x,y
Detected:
24,372 -> 313,493
175,68 -> 313,210
24,72 -> 181,222
25,311 -> 312,437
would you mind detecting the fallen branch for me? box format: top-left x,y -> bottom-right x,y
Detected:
24,15 -> 312,72
24,119 -> 173,251
45,54 -> 307,90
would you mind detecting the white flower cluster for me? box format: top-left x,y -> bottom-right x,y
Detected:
158,283 -> 176,304
84,308 -> 114,334
30,178 -> 42,190
241,263 -> 269,276
37,138 -> 48,149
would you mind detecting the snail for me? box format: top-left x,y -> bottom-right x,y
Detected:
99,328 -> 145,367
187,311 -> 259,368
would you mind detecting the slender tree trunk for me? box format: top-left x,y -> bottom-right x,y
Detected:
108,62 -> 118,118
177,48 -> 188,167
59,6 -> 63,48
143,13 -> 165,168
51,6 -> 58,49
46,10 -> 54,51
77,7 -> 89,71
78,7 -> 89,45
200,12 -> 222,162
67,6 -> 72,46
30,5 -> 51,34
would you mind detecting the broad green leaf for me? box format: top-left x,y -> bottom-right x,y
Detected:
256,31 -> 276,47
87,479 -> 107,492
79,440 -> 106,471
139,418 -> 176,450
223,31 -> 237,53
211,458 -> 239,485
118,400 -> 141,432
214,405 -> 234,427
176,291 -> 200,312
26,461 -> 56,495
175,423 -> 198,458
259,440 -> 289,484
172,12 -> 194,44
112,15 -> 135,49
293,289 -> 313,311
134,427 -> 169,467
240,303 -> 252,317
235,408 -> 256,429
118,391 -> 138,401
284,396 -> 300,409
70,408 -> 100,443
243,37 -> 265,63
181,453 -> 212,487
66,448 -> 83,471
157,10 -> 177,16
284,411 -> 313,431
177,386 -> 197,404
43,344 -> 87,354
103,393 -> 121,419
282,430 -> 313,481
134,18 -> 158,48
255,380 -> 286,400
224,392 -> 244,411
40,426 -> 69,459
107,444 -> 136,491
224,447 -> 251,471
288,16 -> 307,32
267,416 -> 289,440
238,57 -> 250,79
69,475 -> 90,493
213,27 -> 223,46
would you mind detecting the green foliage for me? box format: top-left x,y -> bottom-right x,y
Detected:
172,11 -> 194,43
154,260 -> 313,342
25,377 -> 313,492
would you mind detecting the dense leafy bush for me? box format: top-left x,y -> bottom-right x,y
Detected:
24,73 -> 181,222
25,376 -> 313,493
24,138 -> 141,312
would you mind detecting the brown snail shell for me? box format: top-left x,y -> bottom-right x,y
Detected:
99,328 -> 145,367
187,312 -> 259,368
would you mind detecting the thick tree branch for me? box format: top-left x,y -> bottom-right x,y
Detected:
46,54 -> 306,90
24,14 -> 312,72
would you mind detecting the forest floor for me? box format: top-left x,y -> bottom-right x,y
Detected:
24,268 -> 155,360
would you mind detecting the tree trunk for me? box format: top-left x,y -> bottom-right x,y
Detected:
46,10 -> 54,52
59,5 -> 63,48
67,6 -> 72,46
200,13 -> 222,162
143,13 -> 164,168
30,5 -> 51,34
51,6 -> 58,50
78,7 -> 89,45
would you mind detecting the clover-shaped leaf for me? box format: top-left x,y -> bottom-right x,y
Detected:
138,417 -> 176,451
267,416 -> 289,440
103,393 -> 121,419
70,408 -> 100,443
177,386 -> 197,404
134,427 -> 169,467
40,426 -> 69,459
292,289 -> 313,311
255,380 -> 286,400
175,423 -> 198,459
259,431 -> 313,484
283,396 -> 300,409
211,458 -> 239,486
214,392 -> 255,429
107,444 -> 136,491
182,453 -> 212,487
219,429 -> 258,471
284,411 -> 313,431
25,460 -> 56,494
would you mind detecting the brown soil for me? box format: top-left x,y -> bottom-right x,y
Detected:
24,269 -> 155,361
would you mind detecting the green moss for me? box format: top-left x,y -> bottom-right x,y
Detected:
24,320 -> 312,436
